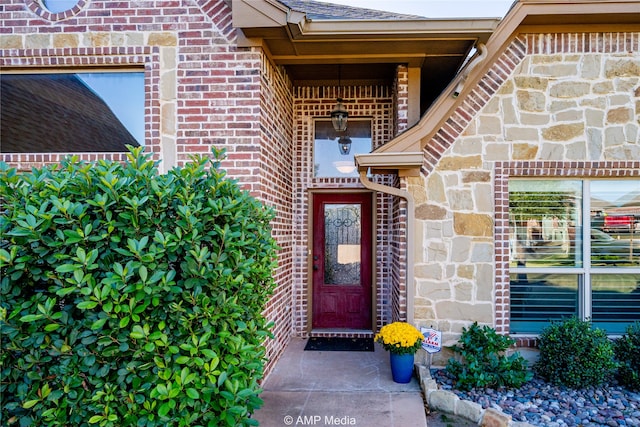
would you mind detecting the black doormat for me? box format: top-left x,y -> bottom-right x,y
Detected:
304,337 -> 374,352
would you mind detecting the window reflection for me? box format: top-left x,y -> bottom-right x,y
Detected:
314,120 -> 371,178
510,273 -> 578,334
1,72 -> 144,153
42,0 -> 79,13
590,181 -> 640,267
324,204 -> 361,286
509,179 -> 640,334
508,180 -> 582,267
592,274 -> 640,334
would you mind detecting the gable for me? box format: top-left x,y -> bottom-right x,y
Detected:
362,0 -> 640,173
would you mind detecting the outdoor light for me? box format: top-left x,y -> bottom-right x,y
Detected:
331,65 -> 348,132
331,98 -> 348,132
338,135 -> 352,155
334,161 -> 356,174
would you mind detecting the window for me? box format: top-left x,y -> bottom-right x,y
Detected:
313,119 -> 372,178
1,71 -> 144,153
509,179 -> 640,334
41,0 -> 79,13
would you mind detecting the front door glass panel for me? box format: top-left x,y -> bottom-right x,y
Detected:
324,204 -> 361,286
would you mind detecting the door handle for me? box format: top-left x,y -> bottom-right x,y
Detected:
313,265 -> 319,271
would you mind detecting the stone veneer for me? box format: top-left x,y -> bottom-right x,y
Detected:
412,32 -> 640,364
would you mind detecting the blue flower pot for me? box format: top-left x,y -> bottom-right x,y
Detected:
389,353 -> 414,383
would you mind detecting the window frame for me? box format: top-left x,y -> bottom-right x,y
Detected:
312,118 -> 373,178
0,68 -> 146,154
508,178 -> 640,334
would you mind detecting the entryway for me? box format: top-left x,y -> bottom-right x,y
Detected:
311,192 -> 373,330
253,338 -> 427,427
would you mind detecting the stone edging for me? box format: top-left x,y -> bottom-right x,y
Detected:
416,364 -> 536,427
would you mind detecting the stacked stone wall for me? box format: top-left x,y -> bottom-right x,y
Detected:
413,32 -> 640,363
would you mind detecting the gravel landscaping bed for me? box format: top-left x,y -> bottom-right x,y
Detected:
432,369 -> 640,427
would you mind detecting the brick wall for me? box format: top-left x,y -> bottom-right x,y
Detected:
1,0 -> 259,173
389,175 -> 408,322
412,31 -> 640,362
394,65 -> 409,136
0,46 -> 159,170
391,65 -> 410,323
1,0 -> 297,375
292,84 -> 399,336
257,52 -> 295,374
2,0 -> 414,371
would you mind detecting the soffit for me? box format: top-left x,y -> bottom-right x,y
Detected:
232,0 -> 500,86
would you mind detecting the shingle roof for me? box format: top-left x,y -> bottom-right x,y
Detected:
278,0 -> 426,20
1,74 -> 140,154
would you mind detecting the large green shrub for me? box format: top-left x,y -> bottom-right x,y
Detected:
534,316 -> 616,389
446,322 -> 532,391
0,147 -> 278,427
614,322 -> 640,391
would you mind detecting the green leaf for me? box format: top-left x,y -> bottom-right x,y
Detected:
158,402 -> 171,418
56,286 -> 77,297
139,265 -> 148,282
130,331 -> 145,340
176,356 -> 190,364
22,399 -> 40,409
20,314 -> 44,322
77,301 -> 98,310
91,317 -> 108,330
119,316 -> 130,328
186,388 -> 200,399
0,248 -> 12,264
156,384 -> 168,397
201,349 -> 217,359
88,415 -> 104,424
44,323 -> 61,332
56,263 -> 80,273
217,371 -> 228,388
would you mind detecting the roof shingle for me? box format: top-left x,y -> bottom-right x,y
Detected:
278,0 -> 426,20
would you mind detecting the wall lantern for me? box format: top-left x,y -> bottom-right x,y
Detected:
331,98 -> 348,132
331,65 -> 348,132
338,135 -> 352,155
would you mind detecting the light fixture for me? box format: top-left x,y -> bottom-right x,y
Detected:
338,135 -> 352,155
331,99 -> 348,132
331,65 -> 348,132
334,161 -> 356,174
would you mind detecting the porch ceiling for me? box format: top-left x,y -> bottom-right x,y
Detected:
232,0 -> 500,88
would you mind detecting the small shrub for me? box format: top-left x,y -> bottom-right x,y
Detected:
535,316 -> 616,388
446,322 -> 532,391
0,147 -> 278,427
614,322 -> 640,391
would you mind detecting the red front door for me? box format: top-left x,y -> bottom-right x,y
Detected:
312,193 -> 373,330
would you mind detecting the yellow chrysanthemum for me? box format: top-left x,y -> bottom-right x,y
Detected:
374,322 -> 424,355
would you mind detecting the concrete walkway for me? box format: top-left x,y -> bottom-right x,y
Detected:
253,338 -> 428,427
